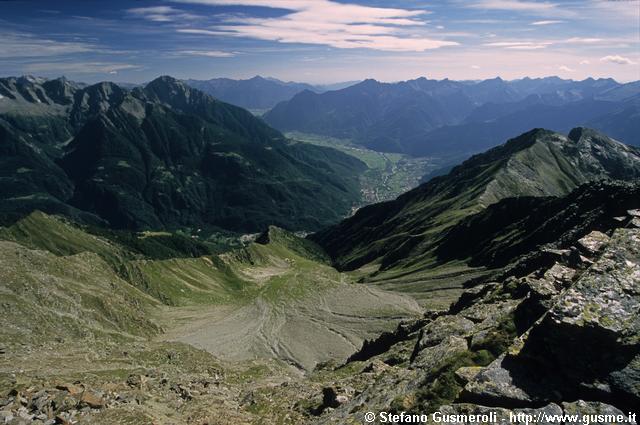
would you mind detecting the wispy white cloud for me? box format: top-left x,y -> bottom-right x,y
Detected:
579,59 -> 590,65
127,6 -> 199,22
558,65 -> 575,72
600,55 -> 637,65
556,36 -> 638,49
171,0 -> 458,52
484,41 -> 551,50
564,37 -> 603,44
177,50 -> 237,57
469,0 -> 558,13
0,32 -> 94,58
485,36 -> 631,51
173,0 -> 430,25
531,20 -> 563,25
24,62 -> 142,74
178,29 -> 220,36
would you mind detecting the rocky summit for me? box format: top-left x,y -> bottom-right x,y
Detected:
311,127 -> 640,272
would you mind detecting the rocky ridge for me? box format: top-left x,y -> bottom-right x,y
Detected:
301,208 -> 640,423
312,128 -> 640,273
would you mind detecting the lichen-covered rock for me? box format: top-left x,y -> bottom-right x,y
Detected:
460,356 -> 534,407
577,231 -> 610,255
415,316 -> 475,351
454,367 -> 483,384
523,277 -> 559,299
459,300 -> 519,327
412,336 -> 469,371
56,384 -> 83,397
313,212 -> 639,425
542,263 -> 576,288
320,387 -> 350,410
469,229 -> 640,410
80,390 -> 106,408
548,229 -> 639,344
361,359 -> 391,376
514,403 -> 565,424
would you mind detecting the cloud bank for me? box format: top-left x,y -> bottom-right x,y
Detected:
600,55 -> 637,65
171,0 -> 458,52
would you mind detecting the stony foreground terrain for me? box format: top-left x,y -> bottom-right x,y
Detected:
310,215 -> 640,423
1,207 -> 638,424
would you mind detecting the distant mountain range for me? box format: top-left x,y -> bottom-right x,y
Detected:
184,76 -> 359,110
265,76 -> 640,157
311,127 -> 640,272
2,73 -> 638,239
0,75 -> 366,233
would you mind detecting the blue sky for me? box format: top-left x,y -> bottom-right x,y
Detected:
1,0 -> 638,83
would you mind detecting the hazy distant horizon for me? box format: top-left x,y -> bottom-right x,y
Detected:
2,73 -> 638,87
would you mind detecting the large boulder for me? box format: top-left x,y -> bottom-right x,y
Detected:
463,228 -> 640,410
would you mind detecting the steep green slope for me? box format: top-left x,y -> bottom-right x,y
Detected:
0,210 -> 217,263
121,256 -> 248,306
436,181 -> 640,268
311,128 -> 640,273
0,241 -> 160,345
0,210 -> 125,260
0,211 -> 236,306
0,75 -> 366,233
